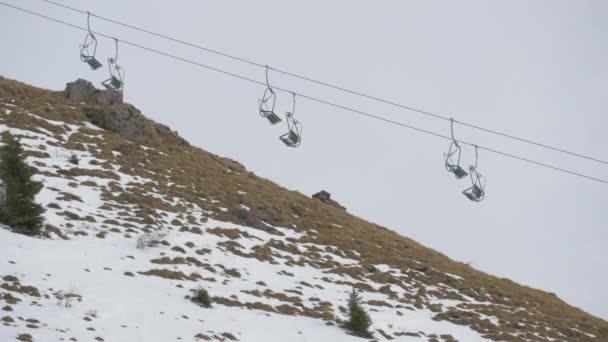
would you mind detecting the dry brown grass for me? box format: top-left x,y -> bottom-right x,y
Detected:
0,283 -> 41,297
1,75 -> 606,341
139,269 -> 202,281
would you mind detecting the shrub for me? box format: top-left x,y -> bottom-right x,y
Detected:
192,288 -> 212,308
68,153 -> 79,165
0,132 -> 45,236
343,287 -> 373,338
55,287 -> 81,308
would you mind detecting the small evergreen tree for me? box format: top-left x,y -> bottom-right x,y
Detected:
0,132 -> 45,236
344,287 -> 373,338
192,288 -> 212,308
68,153 -> 79,165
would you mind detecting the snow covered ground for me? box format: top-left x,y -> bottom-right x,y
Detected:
0,226 -> 490,342
0,97 -> 500,341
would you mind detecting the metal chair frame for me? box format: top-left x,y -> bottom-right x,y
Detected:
279,93 -> 303,147
258,65 -> 282,125
79,12 -> 102,70
444,118 -> 468,179
463,145 -> 486,202
102,38 -> 125,91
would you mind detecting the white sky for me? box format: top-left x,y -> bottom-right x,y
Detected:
1,0 -> 607,319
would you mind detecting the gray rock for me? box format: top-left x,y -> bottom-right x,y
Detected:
95,89 -> 123,106
228,207 -> 264,230
63,79 -> 123,105
84,104 -> 188,146
64,79 -> 96,102
68,79 -> 187,146
87,105 -> 144,141
152,122 -> 190,146
312,190 -> 346,211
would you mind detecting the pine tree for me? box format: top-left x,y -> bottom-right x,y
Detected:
344,287 -> 373,338
192,288 -> 212,308
0,132 -> 45,236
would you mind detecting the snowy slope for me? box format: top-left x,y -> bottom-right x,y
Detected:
0,97 -> 490,342
1,78 -> 605,342
0,226 -> 489,342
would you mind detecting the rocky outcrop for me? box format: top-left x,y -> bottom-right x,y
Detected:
63,79 -> 96,102
64,79 -> 123,106
95,88 -> 123,106
228,207 -> 264,230
84,104 -> 189,146
312,191 -> 346,211
64,79 -> 188,146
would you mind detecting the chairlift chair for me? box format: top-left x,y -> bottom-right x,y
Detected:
102,58 -> 125,90
444,118 -> 468,179
79,12 -> 102,70
102,39 -> 125,91
462,146 -> 486,202
444,141 -> 468,179
279,93 -> 302,147
258,66 -> 282,125
463,167 -> 485,202
279,115 -> 302,147
259,87 -> 282,125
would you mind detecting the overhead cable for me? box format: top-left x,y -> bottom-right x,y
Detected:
1,1 -> 607,185
38,0 -> 608,166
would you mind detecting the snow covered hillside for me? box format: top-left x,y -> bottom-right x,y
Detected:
0,76 -> 606,341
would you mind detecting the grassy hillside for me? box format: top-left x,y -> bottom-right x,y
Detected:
0,76 -> 606,341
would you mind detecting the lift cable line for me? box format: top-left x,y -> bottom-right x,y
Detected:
2,1 -> 608,186
37,0 -> 608,166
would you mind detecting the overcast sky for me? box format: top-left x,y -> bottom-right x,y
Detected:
1,0 -> 607,319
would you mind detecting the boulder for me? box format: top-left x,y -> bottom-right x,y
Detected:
84,104 -> 189,146
64,79 -> 96,102
95,89 -> 123,106
63,79 -> 123,105
312,190 -> 346,211
64,78 -> 190,147
63,79 -> 122,106
97,106 -> 142,140
228,207 -> 268,231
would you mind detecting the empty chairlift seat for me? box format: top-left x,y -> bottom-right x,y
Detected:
279,94 -> 302,148
262,111 -> 282,125
444,118 -> 468,179
259,88 -> 282,125
444,142 -> 468,179
102,39 -> 125,91
447,163 -> 468,179
102,75 -> 123,91
258,67 -> 282,125
82,55 -> 103,70
80,33 -> 102,70
463,183 -> 484,202
79,12 -> 102,71
463,150 -> 486,202
280,129 -> 301,147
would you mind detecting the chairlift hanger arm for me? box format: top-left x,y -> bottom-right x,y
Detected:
112,37 -> 119,62
86,11 -> 93,36
265,65 -> 271,88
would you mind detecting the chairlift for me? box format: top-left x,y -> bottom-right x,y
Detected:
444,118 -> 468,179
279,93 -> 303,147
102,38 -> 125,91
463,145 -> 486,202
258,66 -> 282,125
79,12 -> 102,70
